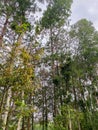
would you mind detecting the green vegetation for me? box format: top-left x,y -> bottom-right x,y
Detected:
0,0 -> 98,130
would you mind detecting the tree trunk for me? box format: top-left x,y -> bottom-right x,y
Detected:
2,87 -> 11,130
17,116 -> 22,130
27,93 -> 32,130
27,117 -> 30,130
68,110 -> 72,130
22,117 -> 25,130
78,122 -> 81,130
42,96 -> 45,130
0,88 -> 6,119
45,89 -> 48,130
50,28 -> 57,119
17,91 -> 24,130
32,113 -> 34,130
0,17 -> 8,47
32,96 -> 34,130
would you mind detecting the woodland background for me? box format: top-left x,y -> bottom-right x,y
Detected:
0,0 -> 98,130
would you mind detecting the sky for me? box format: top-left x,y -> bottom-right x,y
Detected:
70,0 -> 98,30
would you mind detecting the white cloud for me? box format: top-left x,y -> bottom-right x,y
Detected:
70,0 -> 98,30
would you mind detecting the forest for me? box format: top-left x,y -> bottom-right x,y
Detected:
0,0 -> 98,130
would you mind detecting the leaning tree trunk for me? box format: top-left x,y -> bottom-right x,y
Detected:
2,87 -> 12,130
0,88 -> 6,119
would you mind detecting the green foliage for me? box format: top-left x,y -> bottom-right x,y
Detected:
0,0 -> 98,129
16,101 -> 33,117
35,24 -> 42,35
61,57 -> 72,80
11,22 -> 31,33
41,0 -> 73,28
13,0 -> 31,22
53,75 -> 61,85
54,105 -> 83,130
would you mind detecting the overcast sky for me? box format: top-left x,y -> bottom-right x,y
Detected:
70,0 -> 98,30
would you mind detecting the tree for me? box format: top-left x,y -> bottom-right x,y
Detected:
0,0 -> 44,129
69,19 -> 98,130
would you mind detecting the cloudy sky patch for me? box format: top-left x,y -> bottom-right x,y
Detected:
70,0 -> 98,30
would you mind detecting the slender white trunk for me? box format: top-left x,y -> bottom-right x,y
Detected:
69,119 -> 72,130
78,122 -> 81,130
17,116 -> 22,130
2,88 -> 12,130
68,110 -> 72,130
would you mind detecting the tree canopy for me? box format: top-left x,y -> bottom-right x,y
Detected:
0,0 -> 98,130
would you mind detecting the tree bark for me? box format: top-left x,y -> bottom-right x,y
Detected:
68,110 -> 72,130
17,116 -> 22,130
32,113 -> 34,130
45,88 -> 48,130
0,17 -> 8,47
2,87 -> 11,130
22,117 -> 25,130
32,96 -> 34,130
